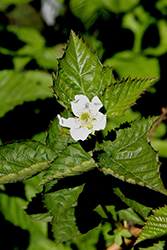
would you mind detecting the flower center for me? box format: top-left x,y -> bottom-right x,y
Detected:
80,112 -> 90,121
79,112 -> 96,132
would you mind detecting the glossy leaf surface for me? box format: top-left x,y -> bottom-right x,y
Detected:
101,77 -> 156,118
0,193 -> 47,236
136,206 -> 167,243
46,109 -> 75,154
52,30 -> 114,109
51,202 -> 81,244
0,140 -> 57,184
39,144 -> 97,186
98,117 -> 167,195
44,183 -> 85,224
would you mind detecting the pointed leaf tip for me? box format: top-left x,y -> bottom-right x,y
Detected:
52,30 -> 114,109
98,117 -> 167,195
101,77 -> 156,118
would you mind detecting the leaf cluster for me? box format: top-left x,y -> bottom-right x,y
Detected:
1,31 -> 167,250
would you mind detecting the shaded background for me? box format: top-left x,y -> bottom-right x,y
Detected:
0,0 -> 167,249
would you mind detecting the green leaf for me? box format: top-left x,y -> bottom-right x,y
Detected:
94,205 -> 117,221
114,232 -> 122,245
0,140 -> 57,184
98,117 -> 167,195
46,109 -> 75,154
52,30 -> 114,109
69,0 -> 109,29
120,229 -> 132,238
23,173 -> 44,201
39,144 -> 97,186
29,213 -> 53,223
7,26 -> 45,54
51,202 -> 81,244
105,0 -> 139,13
35,45 -> 65,71
71,227 -> 101,250
0,70 -> 53,118
9,5 -> 44,31
101,77 -> 156,118
156,0 -> 167,15
136,206 -> 167,244
113,187 -> 152,218
150,138 -> 167,158
69,0 -> 139,28
104,51 -> 160,82
32,132 -> 47,144
0,193 -> 47,237
27,236 -> 72,250
44,183 -> 85,223
4,26 -> 63,70
118,207 -> 144,225
0,0 -> 32,5
139,241 -> 165,250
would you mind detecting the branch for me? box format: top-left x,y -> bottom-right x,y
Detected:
149,107 -> 167,137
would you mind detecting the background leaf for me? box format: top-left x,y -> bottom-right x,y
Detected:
0,140 -> 57,184
150,138 -> 167,158
0,70 -> 53,118
118,207 -> 144,225
98,117 -> 167,195
104,51 -> 160,82
0,193 -> 47,236
69,0 -> 139,28
113,187 -> 152,218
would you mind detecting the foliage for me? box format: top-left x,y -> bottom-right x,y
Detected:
1,1 -> 167,250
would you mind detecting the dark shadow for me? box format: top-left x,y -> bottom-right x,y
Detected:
142,24 -> 160,50
25,193 -> 48,215
0,98 -> 63,143
2,181 -> 26,200
0,213 -> 29,250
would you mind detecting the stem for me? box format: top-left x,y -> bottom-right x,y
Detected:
149,107 -> 167,137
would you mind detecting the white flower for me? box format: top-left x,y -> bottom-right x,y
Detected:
58,95 -> 107,141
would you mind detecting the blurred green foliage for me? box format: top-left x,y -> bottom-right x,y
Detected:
0,0 -> 167,249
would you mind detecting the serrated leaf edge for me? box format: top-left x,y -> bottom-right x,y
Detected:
38,158 -> 97,187
135,205 -> 167,244
100,117 -> 167,195
46,184 -> 85,225
51,30 -> 114,109
104,76 -> 158,118
0,161 -> 51,184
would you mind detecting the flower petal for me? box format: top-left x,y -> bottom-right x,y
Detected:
71,95 -> 90,117
93,112 -> 107,131
70,127 -> 91,141
91,96 -> 103,112
57,115 -> 79,129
